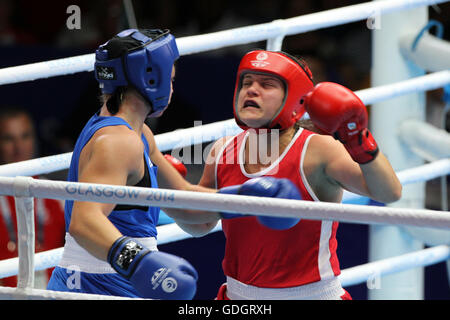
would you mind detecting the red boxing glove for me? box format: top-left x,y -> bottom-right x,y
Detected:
164,154 -> 187,177
304,82 -> 379,164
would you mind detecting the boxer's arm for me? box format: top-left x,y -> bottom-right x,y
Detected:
310,134 -> 401,203
143,125 -> 221,227
69,131 -> 140,260
358,152 -> 402,203
171,136 -> 235,236
160,152 -> 219,236
304,83 -> 401,204
172,137 -> 232,236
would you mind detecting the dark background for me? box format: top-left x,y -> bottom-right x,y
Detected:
0,0 -> 449,300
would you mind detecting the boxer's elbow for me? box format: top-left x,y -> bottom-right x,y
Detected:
381,182 -> 402,204
68,216 -> 87,243
390,183 -> 403,203
68,217 -> 81,239
176,221 -> 218,237
393,183 -> 403,201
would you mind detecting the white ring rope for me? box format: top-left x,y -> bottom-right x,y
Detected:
0,157 -> 448,207
177,0 -> 449,55
343,158 -> 450,203
0,222 -> 448,291
0,156 -> 447,207
339,244 -> 450,287
0,176 -> 448,230
0,222 -> 223,280
0,286 -> 142,300
0,0 -> 446,85
355,70 -> 450,106
0,248 -> 62,280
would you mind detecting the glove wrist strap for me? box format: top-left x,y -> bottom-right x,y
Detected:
343,128 -> 379,164
107,236 -> 150,278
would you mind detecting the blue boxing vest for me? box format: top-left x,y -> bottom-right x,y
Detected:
47,111 -> 160,298
63,111 -> 159,236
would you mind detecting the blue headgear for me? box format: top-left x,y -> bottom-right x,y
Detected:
94,29 -> 179,117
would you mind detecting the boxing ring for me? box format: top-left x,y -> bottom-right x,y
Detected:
0,0 -> 449,299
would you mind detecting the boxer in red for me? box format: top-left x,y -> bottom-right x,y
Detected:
184,50 -> 402,299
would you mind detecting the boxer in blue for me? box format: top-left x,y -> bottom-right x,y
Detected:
46,29 -> 300,299
46,29 -> 212,299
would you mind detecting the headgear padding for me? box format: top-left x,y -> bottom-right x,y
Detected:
94,29 -> 179,117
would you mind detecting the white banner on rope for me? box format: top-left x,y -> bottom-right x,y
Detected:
0,176 -> 449,230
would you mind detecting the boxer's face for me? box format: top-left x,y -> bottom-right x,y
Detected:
236,73 -> 285,128
168,66 -> 175,105
0,114 -> 36,164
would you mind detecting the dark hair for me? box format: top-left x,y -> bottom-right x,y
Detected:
294,119 -> 323,134
0,106 -> 33,121
105,87 -> 126,115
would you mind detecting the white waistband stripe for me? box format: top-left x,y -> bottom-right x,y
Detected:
226,276 -> 345,300
58,233 -> 158,274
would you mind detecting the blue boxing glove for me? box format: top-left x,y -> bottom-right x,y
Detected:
218,177 -> 301,230
107,236 -> 198,299
217,184 -> 247,219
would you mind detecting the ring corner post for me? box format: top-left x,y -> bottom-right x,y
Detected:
369,0 -> 428,300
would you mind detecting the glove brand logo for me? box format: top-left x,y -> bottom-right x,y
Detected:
151,267 -> 177,293
162,277 -> 178,293
251,52 -> 270,68
255,177 -> 272,190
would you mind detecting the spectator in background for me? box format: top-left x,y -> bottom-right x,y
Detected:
0,0 -> 36,45
0,107 -> 65,288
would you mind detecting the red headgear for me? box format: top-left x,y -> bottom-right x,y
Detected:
233,50 -> 314,130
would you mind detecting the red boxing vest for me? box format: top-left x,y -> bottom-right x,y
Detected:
216,128 -> 341,288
